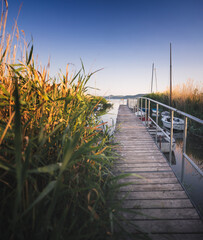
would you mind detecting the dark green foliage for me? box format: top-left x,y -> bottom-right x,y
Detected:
0,61 -> 118,239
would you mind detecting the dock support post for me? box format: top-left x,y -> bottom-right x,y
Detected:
156,103 -> 159,143
181,116 -> 188,183
141,98 -> 143,120
145,99 -> 147,126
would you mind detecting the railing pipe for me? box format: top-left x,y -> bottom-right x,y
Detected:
149,116 -> 170,140
132,96 -> 203,183
141,97 -> 203,125
183,153 -> 203,177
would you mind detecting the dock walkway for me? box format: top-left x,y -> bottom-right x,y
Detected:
114,105 -> 203,240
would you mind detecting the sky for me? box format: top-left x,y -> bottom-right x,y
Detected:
5,0 -> 203,96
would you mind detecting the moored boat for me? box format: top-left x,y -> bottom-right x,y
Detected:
161,116 -> 184,131
135,111 -> 152,125
151,108 -> 160,116
161,111 -> 170,117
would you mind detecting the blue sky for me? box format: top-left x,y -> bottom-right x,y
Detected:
6,0 -> 203,95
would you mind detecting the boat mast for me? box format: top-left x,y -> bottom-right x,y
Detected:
169,43 -> 173,166
151,63 -> 154,93
170,43 -> 172,107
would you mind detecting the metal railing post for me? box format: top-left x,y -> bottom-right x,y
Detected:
136,97 -> 203,180
156,103 -> 159,143
169,110 -> 174,165
148,100 -> 150,128
141,98 -> 143,120
145,99 -> 147,126
181,116 -> 188,183
134,99 -> 136,112
137,98 -> 139,112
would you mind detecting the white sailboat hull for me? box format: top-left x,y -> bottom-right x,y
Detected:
161,116 -> 184,131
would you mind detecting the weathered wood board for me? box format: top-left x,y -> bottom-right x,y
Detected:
113,105 -> 203,239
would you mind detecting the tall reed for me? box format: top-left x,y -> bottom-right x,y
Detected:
0,1 -> 121,239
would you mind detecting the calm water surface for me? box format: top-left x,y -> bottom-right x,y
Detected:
102,99 -> 203,218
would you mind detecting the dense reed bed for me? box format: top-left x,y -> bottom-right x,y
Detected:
0,2 -> 124,239
146,80 -> 203,135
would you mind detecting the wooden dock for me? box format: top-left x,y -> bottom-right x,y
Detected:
113,105 -> 203,240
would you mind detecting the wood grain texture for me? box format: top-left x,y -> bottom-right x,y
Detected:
113,105 -> 203,238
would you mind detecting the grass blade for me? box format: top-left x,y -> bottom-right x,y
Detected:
21,180 -> 57,217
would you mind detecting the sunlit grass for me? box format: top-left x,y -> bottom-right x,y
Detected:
146,79 -> 203,135
147,80 -> 202,116
165,79 -> 203,106
0,1 -> 124,239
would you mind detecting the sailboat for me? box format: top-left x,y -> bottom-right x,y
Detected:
162,116 -> 184,130
161,43 -> 184,131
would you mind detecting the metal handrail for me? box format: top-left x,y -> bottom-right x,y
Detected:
149,116 -> 170,141
142,97 -> 203,125
183,153 -> 203,176
127,97 -> 203,183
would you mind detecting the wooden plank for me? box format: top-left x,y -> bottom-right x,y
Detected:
120,199 -> 193,208
149,234 -> 203,240
117,220 -> 203,233
115,155 -> 165,159
114,171 -> 176,179
116,144 -> 161,148
117,234 -> 203,240
115,159 -> 167,164
116,151 -> 163,154
118,208 -> 199,220
119,183 -> 182,192
118,155 -> 166,158
118,152 -> 163,156
115,138 -> 155,142
117,150 -> 163,153
113,105 -> 203,237
116,148 -> 160,151
116,136 -> 152,138
114,166 -> 171,172
114,163 -> 169,168
116,158 -> 167,162
117,177 -> 178,184
117,191 -> 188,200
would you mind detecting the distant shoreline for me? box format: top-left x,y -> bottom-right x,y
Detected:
104,93 -> 147,99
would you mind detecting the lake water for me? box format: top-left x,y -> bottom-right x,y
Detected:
102,99 -> 203,218
100,99 -> 126,134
